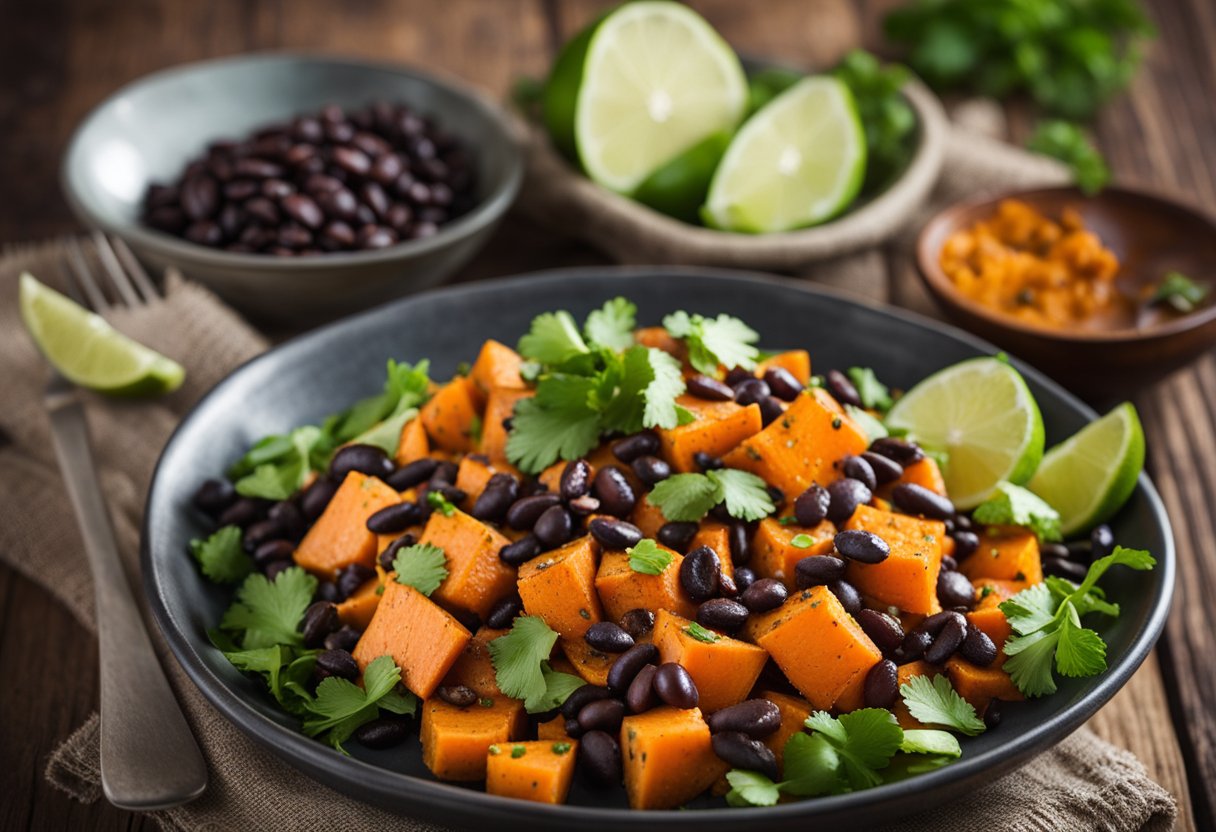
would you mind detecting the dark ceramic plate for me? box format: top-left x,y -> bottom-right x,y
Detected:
143,268 -> 1174,830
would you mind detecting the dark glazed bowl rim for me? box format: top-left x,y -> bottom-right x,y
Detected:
142,266 -> 1174,829
61,51 -> 523,274
916,184 -> 1216,344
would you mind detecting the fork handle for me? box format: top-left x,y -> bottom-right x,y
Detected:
47,390 -> 207,810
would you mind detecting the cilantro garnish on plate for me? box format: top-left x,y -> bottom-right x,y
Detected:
189,525 -> 253,584
647,468 -> 774,522
392,543 -> 448,596
662,310 -> 759,375
627,539 -> 674,575
900,674 -> 986,736
972,481 -> 1062,541
488,615 -> 583,713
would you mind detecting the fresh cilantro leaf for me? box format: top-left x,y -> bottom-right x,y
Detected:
972,481 -> 1062,541
1027,120 -> 1111,195
302,655 -> 415,751
805,709 -> 904,790
641,348 -> 690,430
1152,271 -> 1210,313
528,666 -> 586,713
322,359 -> 433,453
348,360 -> 431,455
780,732 -> 842,796
1003,628 -> 1063,696
847,367 -> 893,412
662,311 -> 760,375
708,468 -> 775,521
832,50 -> 917,192
393,543 -> 448,596
998,582 -> 1057,635
899,729 -> 962,758
1074,545 -> 1156,599
584,297 -> 637,351
845,404 -> 889,443
505,375 -> 601,473
517,310 -> 589,364
219,642 -> 317,716
683,622 -> 719,643
725,770 -> 781,807
488,616 -> 559,710
628,539 -> 674,575
647,473 -> 722,522
427,489 -> 457,517
189,525 -> 253,584
233,425 -> 323,500
899,674 -> 986,736
220,567 -> 317,649
1055,608 -> 1108,677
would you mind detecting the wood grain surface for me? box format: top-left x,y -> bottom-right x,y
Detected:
0,1 -> 1211,830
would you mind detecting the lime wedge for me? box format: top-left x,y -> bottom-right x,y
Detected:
703,75 -> 866,233
1028,403 -> 1145,536
632,130 -> 732,222
19,272 -> 184,396
546,1 -> 747,194
886,357 -> 1044,509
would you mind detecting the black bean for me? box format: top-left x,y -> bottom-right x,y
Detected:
264,558 -> 294,579
733,567 -> 757,593
766,485 -> 786,510
728,521 -> 751,565
329,444 -> 394,481
654,662 -> 699,709
482,593 -> 522,630
366,501 -> 425,534
834,529 -> 890,564
585,621 -> 635,653
631,455 -> 672,486
383,460 -> 436,494
611,432 -> 660,463
679,546 -> 722,601
578,698 -> 625,733
626,664 -> 658,713
855,609 -> 905,654
941,555 -> 958,572
937,569 -> 977,609
607,643 -> 659,692
686,374 -> 735,401
619,608 -> 655,641
180,174 -> 219,220
696,598 -> 749,634
984,699 -> 1004,729
693,451 -> 724,471
568,494 -> 601,515
337,563 -> 376,599
430,460 -> 460,486
218,496 -> 268,528
864,659 -> 900,709
826,369 -> 862,407
952,530 -> 980,560
895,629 -> 933,663
830,580 -> 863,614
316,648 -> 359,681
324,625 -> 361,653
1091,524 -> 1115,560
301,601 -> 339,648
1043,556 -> 1088,581
505,493 -> 562,530
891,483 -> 955,520
711,731 -> 778,780
534,505 -> 573,548
268,500 -> 305,540
379,532 -> 417,571
561,685 -> 613,720
471,474 -> 518,523
253,539 -> 295,568
763,367 -> 803,401
960,624 -> 999,666
924,613 -> 968,664
741,578 -> 787,612
593,466 -> 637,517
724,367 -> 753,386
842,455 -> 878,491
757,396 -> 784,427
243,518 -> 285,553
559,459 -> 593,501
355,717 -> 409,749
316,580 -> 341,603
794,484 -> 831,527
589,517 -> 644,550
193,478 -> 237,516
657,521 -> 699,552
707,699 -> 782,738
913,610 -> 966,638
795,554 -> 846,588
718,571 -> 739,598
954,514 -> 973,532
869,437 -> 925,466
733,377 -> 771,406
862,451 -> 904,485
579,730 -> 622,786
827,479 -> 872,524
564,717 -> 585,739
499,535 -> 542,566
436,684 -> 479,707
1040,541 -> 1071,561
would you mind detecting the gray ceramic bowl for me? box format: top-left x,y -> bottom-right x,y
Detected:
62,53 -> 523,320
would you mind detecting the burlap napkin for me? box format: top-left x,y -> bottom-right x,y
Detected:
0,120 -> 1177,831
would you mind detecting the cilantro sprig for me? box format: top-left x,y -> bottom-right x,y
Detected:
900,674 -> 986,736
846,367 -> 893,412
972,481 -> 1062,542
1152,271 -> 1209,314
627,539 -> 674,575
1001,546 -> 1155,696
189,525 -> 253,584
647,468 -> 774,523
219,567 -> 317,649
487,616 -> 584,713
662,311 -> 759,375
301,654 -> 418,752
392,543 -> 448,596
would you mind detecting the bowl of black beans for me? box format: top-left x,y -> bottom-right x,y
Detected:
62,53 -> 523,320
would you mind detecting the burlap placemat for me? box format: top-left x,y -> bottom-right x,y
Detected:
0,121 -> 1177,830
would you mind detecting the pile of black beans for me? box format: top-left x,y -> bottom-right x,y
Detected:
142,101 -> 477,255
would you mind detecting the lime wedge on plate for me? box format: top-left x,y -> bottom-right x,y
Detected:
544,1 -> 747,194
886,357 -> 1044,509
703,75 -> 866,233
19,272 -> 184,396
1028,403 -> 1145,536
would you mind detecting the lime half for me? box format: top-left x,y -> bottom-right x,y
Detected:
632,130 -> 732,222
19,273 -> 184,396
703,75 -> 866,233
547,1 -> 747,194
886,357 -> 1044,509
1028,402 -> 1145,536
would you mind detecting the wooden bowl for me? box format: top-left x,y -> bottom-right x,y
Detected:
916,186 -> 1216,400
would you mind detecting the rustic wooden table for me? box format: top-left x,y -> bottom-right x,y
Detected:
1,1 -> 1212,830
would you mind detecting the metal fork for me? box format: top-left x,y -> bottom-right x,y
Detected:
44,232 -> 207,809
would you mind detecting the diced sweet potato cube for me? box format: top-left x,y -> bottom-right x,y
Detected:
559,638 -> 615,687
294,471 -> 401,579
634,326 -> 686,361
518,537 -> 602,639
486,740 -> 578,804
420,377 -> 480,454
336,577 -> 382,630
354,581 -> 470,699
421,695 -> 526,781
960,530 -> 1043,585
745,585 -> 882,711
596,548 -> 696,622
418,509 -> 515,619
758,690 -> 813,775
756,350 -> 811,385
653,610 -> 767,713
844,505 -> 946,614
893,660 -> 936,728
945,658 -> 1023,713
480,387 -> 533,470
689,520 -> 734,579
658,395 -> 762,473
455,455 -> 500,503
621,707 -> 726,809
897,458 -> 947,496
469,339 -> 525,403
538,716 -> 574,742
538,460 -> 566,493
751,517 -> 836,588
395,417 -> 430,466
967,580 -> 1022,658
721,389 -> 868,497
442,626 -> 507,698
629,494 -> 668,539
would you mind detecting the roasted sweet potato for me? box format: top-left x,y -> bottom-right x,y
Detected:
635,326 -> 686,361
960,529 -> 1043,586
945,659 -> 1023,713
469,339 -> 526,403
518,536 -> 603,639
418,508 -> 516,619
844,505 -> 946,614
751,517 -> 836,588
897,457 -> 947,496
721,389 -> 868,497
967,579 -> 1023,659
336,577 -> 382,630
421,695 -> 526,781
621,707 -> 726,810
293,471 -> 401,579
688,520 -> 734,579
596,547 -> 697,622
756,350 -> 811,385
658,395 -> 762,473
893,660 -> 936,728
442,626 -> 508,698
394,417 -> 431,466
559,638 -> 616,687
420,376 -> 480,454
629,494 -> 669,539
455,455 -> 500,503
486,740 -> 579,804
653,610 -> 767,713
353,581 -> 470,699
479,387 -> 533,470
537,716 -> 574,742
745,585 -> 882,711
758,690 -> 813,774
